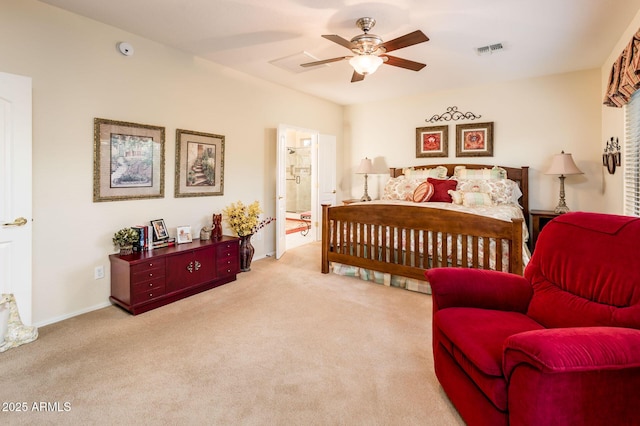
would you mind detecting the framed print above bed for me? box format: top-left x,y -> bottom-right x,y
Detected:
456,122 -> 494,157
416,125 -> 448,158
93,118 -> 165,202
175,129 -> 225,198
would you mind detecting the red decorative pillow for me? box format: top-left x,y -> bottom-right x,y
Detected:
412,181 -> 435,202
427,178 -> 458,202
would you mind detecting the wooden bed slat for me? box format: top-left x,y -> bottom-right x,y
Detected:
321,204 -> 525,279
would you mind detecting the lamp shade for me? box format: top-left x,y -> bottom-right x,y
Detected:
349,55 -> 383,75
545,151 -> 583,176
356,157 -> 373,174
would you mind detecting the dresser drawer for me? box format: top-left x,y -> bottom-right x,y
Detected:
132,278 -> 166,294
217,256 -> 238,276
131,259 -> 165,282
131,285 -> 166,305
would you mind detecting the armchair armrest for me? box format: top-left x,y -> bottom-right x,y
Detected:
425,267 -> 532,314
504,327 -> 640,424
504,327 -> 640,376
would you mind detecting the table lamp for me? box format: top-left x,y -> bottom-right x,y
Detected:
356,158 -> 373,202
545,151 -> 583,214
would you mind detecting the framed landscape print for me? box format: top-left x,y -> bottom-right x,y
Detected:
93,118 -> 165,202
175,129 -> 225,197
416,125 -> 448,158
456,122 -> 494,157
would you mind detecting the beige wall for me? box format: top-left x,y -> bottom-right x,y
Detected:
601,8 -> 640,213
344,69 -> 604,213
1,0 -> 343,325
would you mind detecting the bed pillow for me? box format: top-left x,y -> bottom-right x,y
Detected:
462,191 -> 494,207
427,178 -> 457,202
453,165 -> 507,180
448,190 -> 464,205
412,181 -> 435,202
382,176 -> 420,201
403,166 -> 448,179
457,178 -> 522,205
449,189 -> 494,207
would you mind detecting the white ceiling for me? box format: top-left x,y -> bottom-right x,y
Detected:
39,0 -> 640,105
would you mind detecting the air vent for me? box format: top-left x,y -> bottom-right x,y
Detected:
270,51 -> 328,74
476,42 -> 504,56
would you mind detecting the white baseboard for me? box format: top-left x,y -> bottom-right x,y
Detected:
34,301 -> 112,328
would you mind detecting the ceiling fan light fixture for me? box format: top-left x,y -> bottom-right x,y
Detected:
349,55 -> 383,75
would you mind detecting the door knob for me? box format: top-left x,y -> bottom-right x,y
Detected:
2,217 -> 28,227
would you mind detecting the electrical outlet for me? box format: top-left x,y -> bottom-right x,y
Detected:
94,265 -> 105,280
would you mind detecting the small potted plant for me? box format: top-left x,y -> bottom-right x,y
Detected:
113,227 -> 139,255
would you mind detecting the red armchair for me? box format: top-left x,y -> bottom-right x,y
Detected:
425,212 -> 640,426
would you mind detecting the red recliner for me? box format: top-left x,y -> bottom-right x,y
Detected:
425,212 -> 640,425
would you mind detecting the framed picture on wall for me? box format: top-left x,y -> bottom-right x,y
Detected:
456,122 -> 494,157
93,118 -> 165,202
175,129 -> 225,198
416,125 -> 448,158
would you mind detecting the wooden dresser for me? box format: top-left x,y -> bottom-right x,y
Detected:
109,237 -> 240,315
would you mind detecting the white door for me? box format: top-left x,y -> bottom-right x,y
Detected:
0,72 -> 33,325
275,125 -> 287,259
317,134 -> 337,240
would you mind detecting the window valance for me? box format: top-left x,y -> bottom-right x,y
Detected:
604,29 -> 640,108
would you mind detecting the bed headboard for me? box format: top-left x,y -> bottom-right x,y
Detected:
389,164 -> 530,228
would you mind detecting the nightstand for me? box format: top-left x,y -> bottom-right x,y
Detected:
530,210 -> 562,251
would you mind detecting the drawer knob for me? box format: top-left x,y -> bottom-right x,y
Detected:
149,293 -> 153,297
149,263 -> 153,267
149,273 -> 153,277
149,283 -> 153,287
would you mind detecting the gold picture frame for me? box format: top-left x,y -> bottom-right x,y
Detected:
93,118 -> 165,202
456,122 -> 494,157
175,129 -> 225,197
416,125 -> 448,158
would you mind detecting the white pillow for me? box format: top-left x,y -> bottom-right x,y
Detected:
382,176 -> 420,201
457,178 -> 522,206
403,166 -> 448,179
453,166 -> 507,180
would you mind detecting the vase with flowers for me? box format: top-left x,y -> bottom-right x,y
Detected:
223,201 -> 275,271
113,227 -> 139,255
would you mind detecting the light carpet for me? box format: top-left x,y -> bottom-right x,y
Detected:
0,242 -> 463,425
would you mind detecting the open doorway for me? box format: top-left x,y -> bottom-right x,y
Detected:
284,131 -> 315,250
276,125 -> 336,259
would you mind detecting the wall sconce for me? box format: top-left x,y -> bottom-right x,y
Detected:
545,151 -> 583,214
356,158 -> 373,201
603,137 -> 621,174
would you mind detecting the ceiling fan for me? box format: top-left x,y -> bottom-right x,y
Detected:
301,17 -> 429,82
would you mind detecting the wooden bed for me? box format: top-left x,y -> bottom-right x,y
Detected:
321,164 -> 529,282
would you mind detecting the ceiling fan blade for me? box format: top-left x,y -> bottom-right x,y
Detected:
322,34 -> 353,50
382,55 -> 426,71
300,56 -> 351,67
351,71 -> 365,83
380,30 -> 429,53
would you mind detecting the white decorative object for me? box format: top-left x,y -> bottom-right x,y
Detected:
0,294 -> 38,353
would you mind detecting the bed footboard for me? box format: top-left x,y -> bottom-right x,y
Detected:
321,204 -> 524,280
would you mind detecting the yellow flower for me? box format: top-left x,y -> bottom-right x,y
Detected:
223,201 -> 274,237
